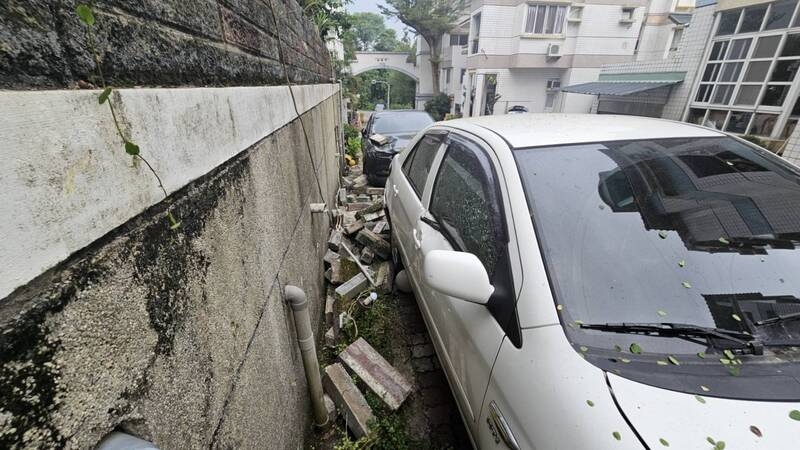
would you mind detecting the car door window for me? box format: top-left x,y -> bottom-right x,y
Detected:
429,135 -> 507,278
402,132 -> 446,197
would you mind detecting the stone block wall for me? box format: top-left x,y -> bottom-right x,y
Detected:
0,0 -> 331,89
0,1 -> 341,448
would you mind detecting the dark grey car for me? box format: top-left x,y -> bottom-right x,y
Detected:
362,110 -> 434,186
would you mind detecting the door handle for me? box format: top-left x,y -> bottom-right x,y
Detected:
487,401 -> 520,450
412,228 -> 422,249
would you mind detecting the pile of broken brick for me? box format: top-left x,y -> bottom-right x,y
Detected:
320,172 -> 412,438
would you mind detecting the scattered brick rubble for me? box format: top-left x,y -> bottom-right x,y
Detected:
320,169 -> 409,437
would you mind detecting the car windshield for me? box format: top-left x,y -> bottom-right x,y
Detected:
372,112 -> 433,135
515,137 -> 800,356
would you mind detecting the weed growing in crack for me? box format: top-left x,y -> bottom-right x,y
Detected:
75,3 -> 181,230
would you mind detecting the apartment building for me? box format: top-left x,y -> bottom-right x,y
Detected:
457,0 -> 660,116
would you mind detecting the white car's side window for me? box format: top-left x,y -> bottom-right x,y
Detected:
429,135 -> 506,278
402,132 -> 447,197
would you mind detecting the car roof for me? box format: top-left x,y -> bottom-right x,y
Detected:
443,114 -> 724,149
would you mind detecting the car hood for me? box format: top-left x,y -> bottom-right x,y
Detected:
608,372 -> 800,448
373,132 -> 416,153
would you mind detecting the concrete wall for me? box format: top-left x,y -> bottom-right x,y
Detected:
0,1 -> 341,448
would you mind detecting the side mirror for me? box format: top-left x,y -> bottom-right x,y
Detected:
361,128 -> 368,137
368,133 -> 390,147
424,250 -> 494,304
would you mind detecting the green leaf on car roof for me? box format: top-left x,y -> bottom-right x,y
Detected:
715,441 -> 726,450
659,438 -> 670,447
586,400 -> 594,407
612,431 -> 621,441
629,343 -> 642,354
678,259 -> 685,267
750,426 -> 762,437
682,281 -> 692,289
790,410 -> 800,421
707,437 -> 716,445
695,395 -> 706,404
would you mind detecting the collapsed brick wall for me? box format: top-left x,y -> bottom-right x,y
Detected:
0,0 -> 332,89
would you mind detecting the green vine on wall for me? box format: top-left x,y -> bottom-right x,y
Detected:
75,4 -> 181,230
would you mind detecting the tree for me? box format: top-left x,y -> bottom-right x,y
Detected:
346,12 -> 397,51
380,0 -> 467,95
425,93 -> 451,120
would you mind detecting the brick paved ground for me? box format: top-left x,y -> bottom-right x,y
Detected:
387,291 -> 471,449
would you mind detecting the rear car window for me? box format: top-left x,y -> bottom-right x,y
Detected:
402,133 -> 443,196
373,112 -> 434,134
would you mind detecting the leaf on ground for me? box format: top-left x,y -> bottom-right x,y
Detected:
124,141 -> 140,156
99,87 -> 112,104
723,349 -> 736,360
656,360 -> 668,366
612,431 -> 621,441
790,410 -> 800,421
695,395 -> 706,404
728,366 -> 741,376
682,281 -> 692,289
586,400 -> 595,407
76,4 -> 95,26
719,358 -> 731,365
620,358 -> 631,363
668,355 -> 680,365
697,352 -> 706,359
629,343 -> 642,354
749,425 -> 762,437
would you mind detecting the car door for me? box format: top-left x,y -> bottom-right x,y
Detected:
388,130 -> 448,262
413,132 -> 519,438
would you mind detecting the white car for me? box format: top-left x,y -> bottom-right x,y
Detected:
385,114 -> 800,449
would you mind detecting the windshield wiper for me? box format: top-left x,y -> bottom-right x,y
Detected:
755,311 -> 800,326
580,322 -> 764,355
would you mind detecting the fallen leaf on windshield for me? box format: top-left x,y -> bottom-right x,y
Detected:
668,355 -> 680,365
678,260 -> 685,267
749,426 -> 762,437
682,281 -> 692,289
790,410 -> 800,421
630,343 -> 642,354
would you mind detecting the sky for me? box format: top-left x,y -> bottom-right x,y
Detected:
347,0 -> 409,37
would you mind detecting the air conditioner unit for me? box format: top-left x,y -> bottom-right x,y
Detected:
547,43 -> 563,58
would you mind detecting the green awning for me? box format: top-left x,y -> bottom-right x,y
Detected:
561,81 -> 680,96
